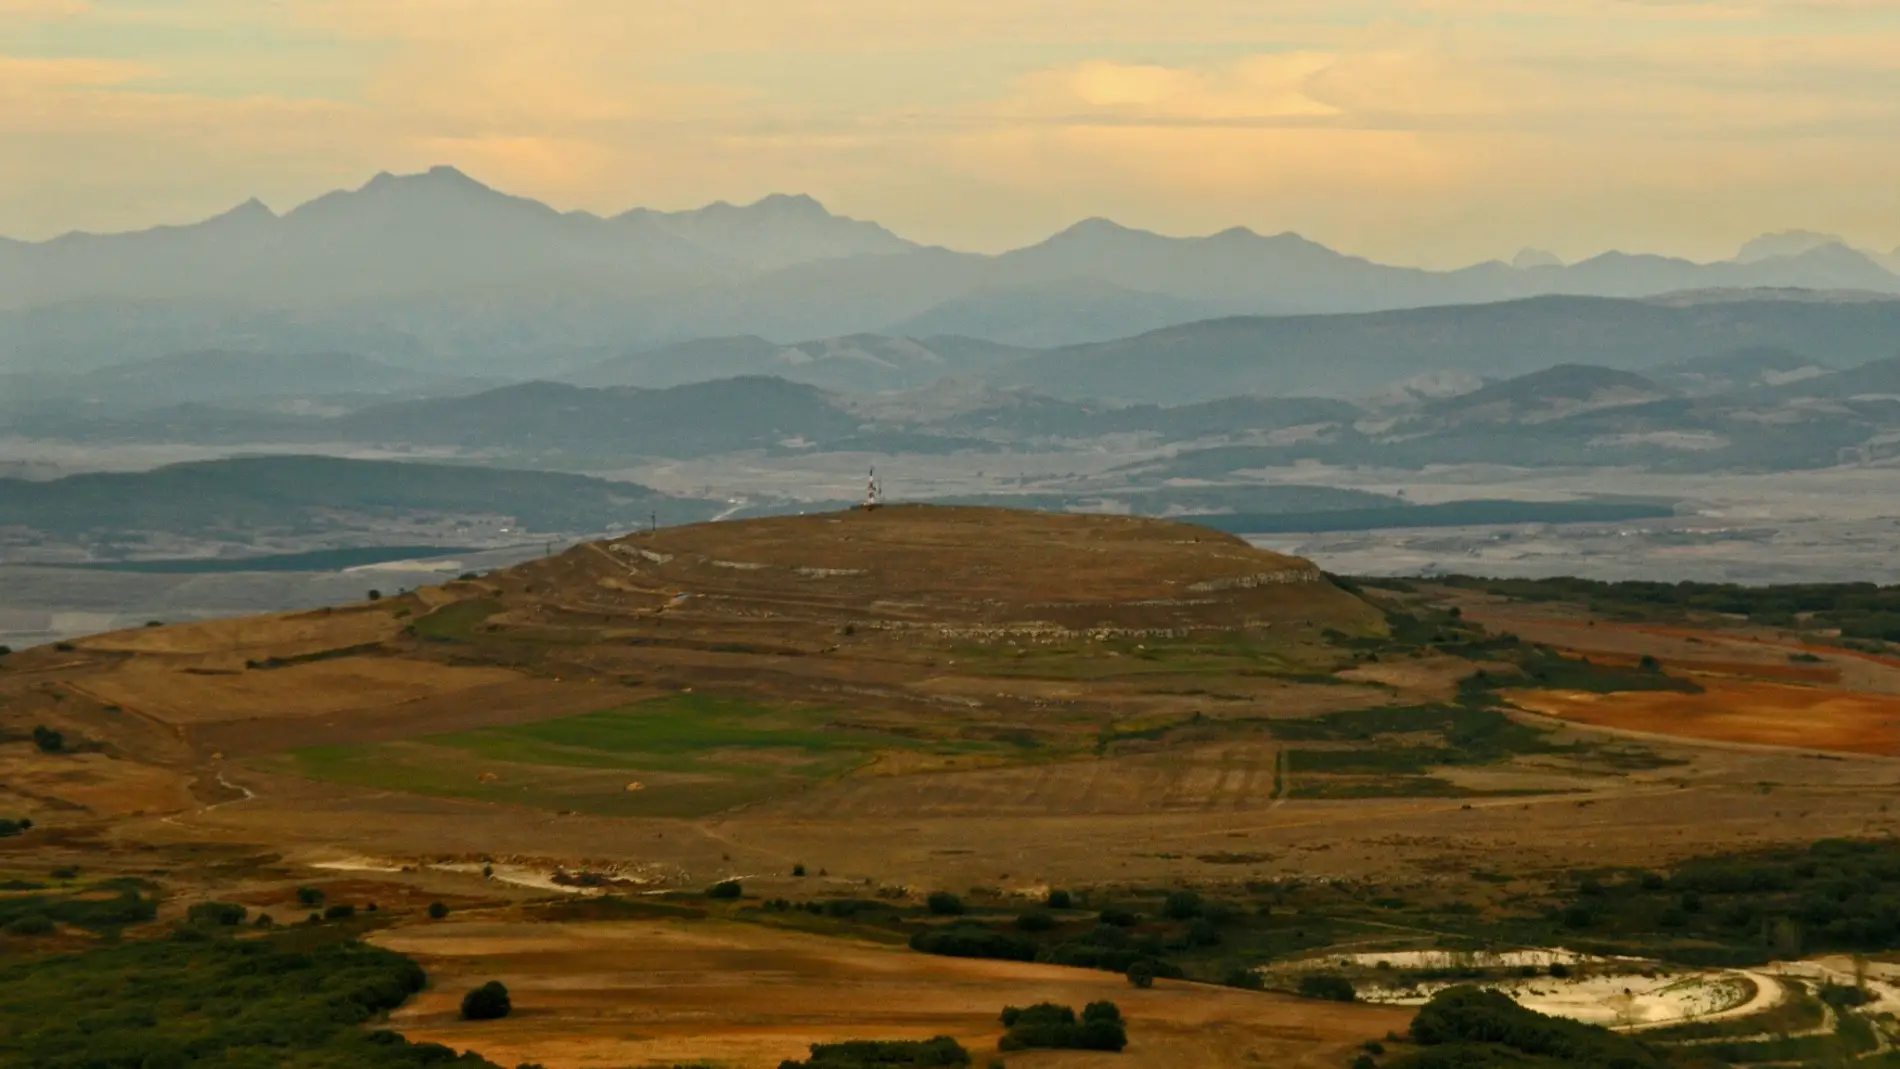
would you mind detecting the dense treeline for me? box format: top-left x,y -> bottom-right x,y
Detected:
0,880 -> 156,935
998,1002 -> 1128,1052
776,1037 -> 970,1068
1391,986 -> 1666,1069
1555,838 -> 1900,963
1439,575 -> 1900,642
0,933 -> 499,1069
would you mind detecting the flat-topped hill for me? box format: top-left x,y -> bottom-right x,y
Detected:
485,505 -> 1380,642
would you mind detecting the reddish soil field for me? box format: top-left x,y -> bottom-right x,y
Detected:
1511,680 -> 1900,756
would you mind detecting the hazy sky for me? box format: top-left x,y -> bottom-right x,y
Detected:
5,0 -> 1900,266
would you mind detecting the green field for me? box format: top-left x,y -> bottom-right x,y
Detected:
277,693 -> 1014,817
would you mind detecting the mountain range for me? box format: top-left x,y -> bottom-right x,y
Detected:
19,332 -> 1900,479
5,167 -> 1899,374
9,290 -> 1900,412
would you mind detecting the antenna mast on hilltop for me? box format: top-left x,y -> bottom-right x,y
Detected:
862,467 -> 883,511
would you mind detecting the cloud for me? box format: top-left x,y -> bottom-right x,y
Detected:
0,56 -> 147,89
0,0 -> 88,16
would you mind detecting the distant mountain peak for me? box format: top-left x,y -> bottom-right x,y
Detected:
1737,229 -> 1848,264
1512,248 -> 1564,269
356,165 -> 494,196
205,197 -> 276,226
751,192 -> 827,214
1059,217 -> 1147,237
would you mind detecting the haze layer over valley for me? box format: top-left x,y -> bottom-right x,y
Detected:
7,168 -> 1900,644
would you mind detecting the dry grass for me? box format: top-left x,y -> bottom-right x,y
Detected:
374,917 -> 1412,1069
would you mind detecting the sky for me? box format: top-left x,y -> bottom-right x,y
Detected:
4,0 -> 1900,266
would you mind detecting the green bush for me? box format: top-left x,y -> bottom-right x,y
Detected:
460,981 -> 512,1021
30,726 -> 63,753
4,914 -> 54,936
997,1001 -> 1127,1053
926,892 -> 965,916
707,880 -> 744,900
0,932 -> 476,1068
1127,961 -> 1155,988
1162,891 -> 1204,920
1046,889 -> 1073,910
909,926 -> 1037,962
428,902 -> 450,920
1395,985 -> 1665,1069
0,818 -> 31,838
0,886 -> 155,933
1298,974 -> 1356,1002
296,886 -> 325,907
1014,910 -> 1056,933
1222,967 -> 1264,990
187,901 -> 248,927
323,904 -> 356,921
777,1036 -> 970,1068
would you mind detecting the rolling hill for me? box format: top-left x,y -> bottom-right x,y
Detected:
0,350 -> 491,412
0,455 -> 709,540
994,292 -> 1900,403
567,333 -> 1031,392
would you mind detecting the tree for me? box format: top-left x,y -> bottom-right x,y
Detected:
367,590 -> 383,602
186,902 -> 247,927
1046,889 -> 1073,910
428,901 -> 450,920
926,891 -> 966,916
5,914 -> 54,936
707,879 -> 743,900
1126,961 -> 1155,989
1299,974 -> 1356,1002
322,904 -> 356,920
1015,910 -> 1057,933
1162,891 -> 1204,920
296,886 -> 325,907
792,863 -> 807,877
460,981 -> 512,1021
31,726 -> 63,753
1222,967 -> 1264,990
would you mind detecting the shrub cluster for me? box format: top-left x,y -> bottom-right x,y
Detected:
460,981 -> 511,1021
1298,974 -> 1357,1002
1393,985 -> 1664,1069
0,884 -> 156,936
1551,838 -> 1900,960
0,933 -> 495,1068
997,1001 -> 1127,1053
908,925 -> 1038,962
777,1036 -> 970,1068
186,901 -> 248,927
